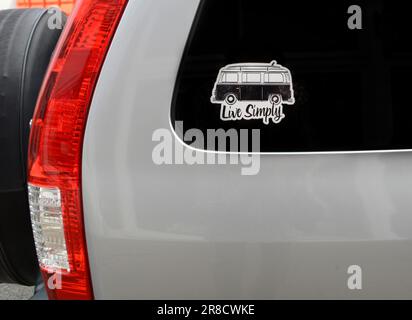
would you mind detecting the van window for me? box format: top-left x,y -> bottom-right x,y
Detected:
265,73 -> 284,83
172,0 -> 412,152
244,73 -> 261,83
223,72 -> 238,83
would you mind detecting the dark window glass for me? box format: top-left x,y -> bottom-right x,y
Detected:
172,0 -> 412,152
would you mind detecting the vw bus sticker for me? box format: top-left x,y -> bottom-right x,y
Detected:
210,61 -> 295,124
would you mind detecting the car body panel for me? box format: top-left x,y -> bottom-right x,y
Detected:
82,0 -> 412,299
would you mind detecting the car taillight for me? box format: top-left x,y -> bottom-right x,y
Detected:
17,0 -> 77,14
27,0 -> 127,300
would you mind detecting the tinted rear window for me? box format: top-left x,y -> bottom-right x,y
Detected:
172,0 -> 412,152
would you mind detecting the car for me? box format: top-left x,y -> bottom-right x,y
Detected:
1,0 -> 412,300
210,61 -> 295,106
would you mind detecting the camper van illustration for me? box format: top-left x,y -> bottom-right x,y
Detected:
211,61 -> 295,106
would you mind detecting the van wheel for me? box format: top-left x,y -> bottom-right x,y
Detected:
225,94 -> 237,105
269,94 -> 282,105
0,9 -> 66,286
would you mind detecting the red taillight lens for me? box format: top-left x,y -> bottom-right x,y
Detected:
28,0 -> 127,300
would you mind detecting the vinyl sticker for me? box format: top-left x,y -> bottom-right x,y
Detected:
210,61 -> 295,125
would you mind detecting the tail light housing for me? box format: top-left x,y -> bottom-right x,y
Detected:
28,0 -> 127,299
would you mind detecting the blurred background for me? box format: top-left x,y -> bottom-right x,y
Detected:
0,0 -> 75,13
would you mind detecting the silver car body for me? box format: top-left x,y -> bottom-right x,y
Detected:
82,0 -> 412,299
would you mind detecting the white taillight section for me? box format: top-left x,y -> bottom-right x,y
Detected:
28,184 -> 69,271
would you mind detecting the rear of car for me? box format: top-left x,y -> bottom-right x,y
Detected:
19,0 -> 412,299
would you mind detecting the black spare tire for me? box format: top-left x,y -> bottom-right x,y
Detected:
0,8 -> 66,286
